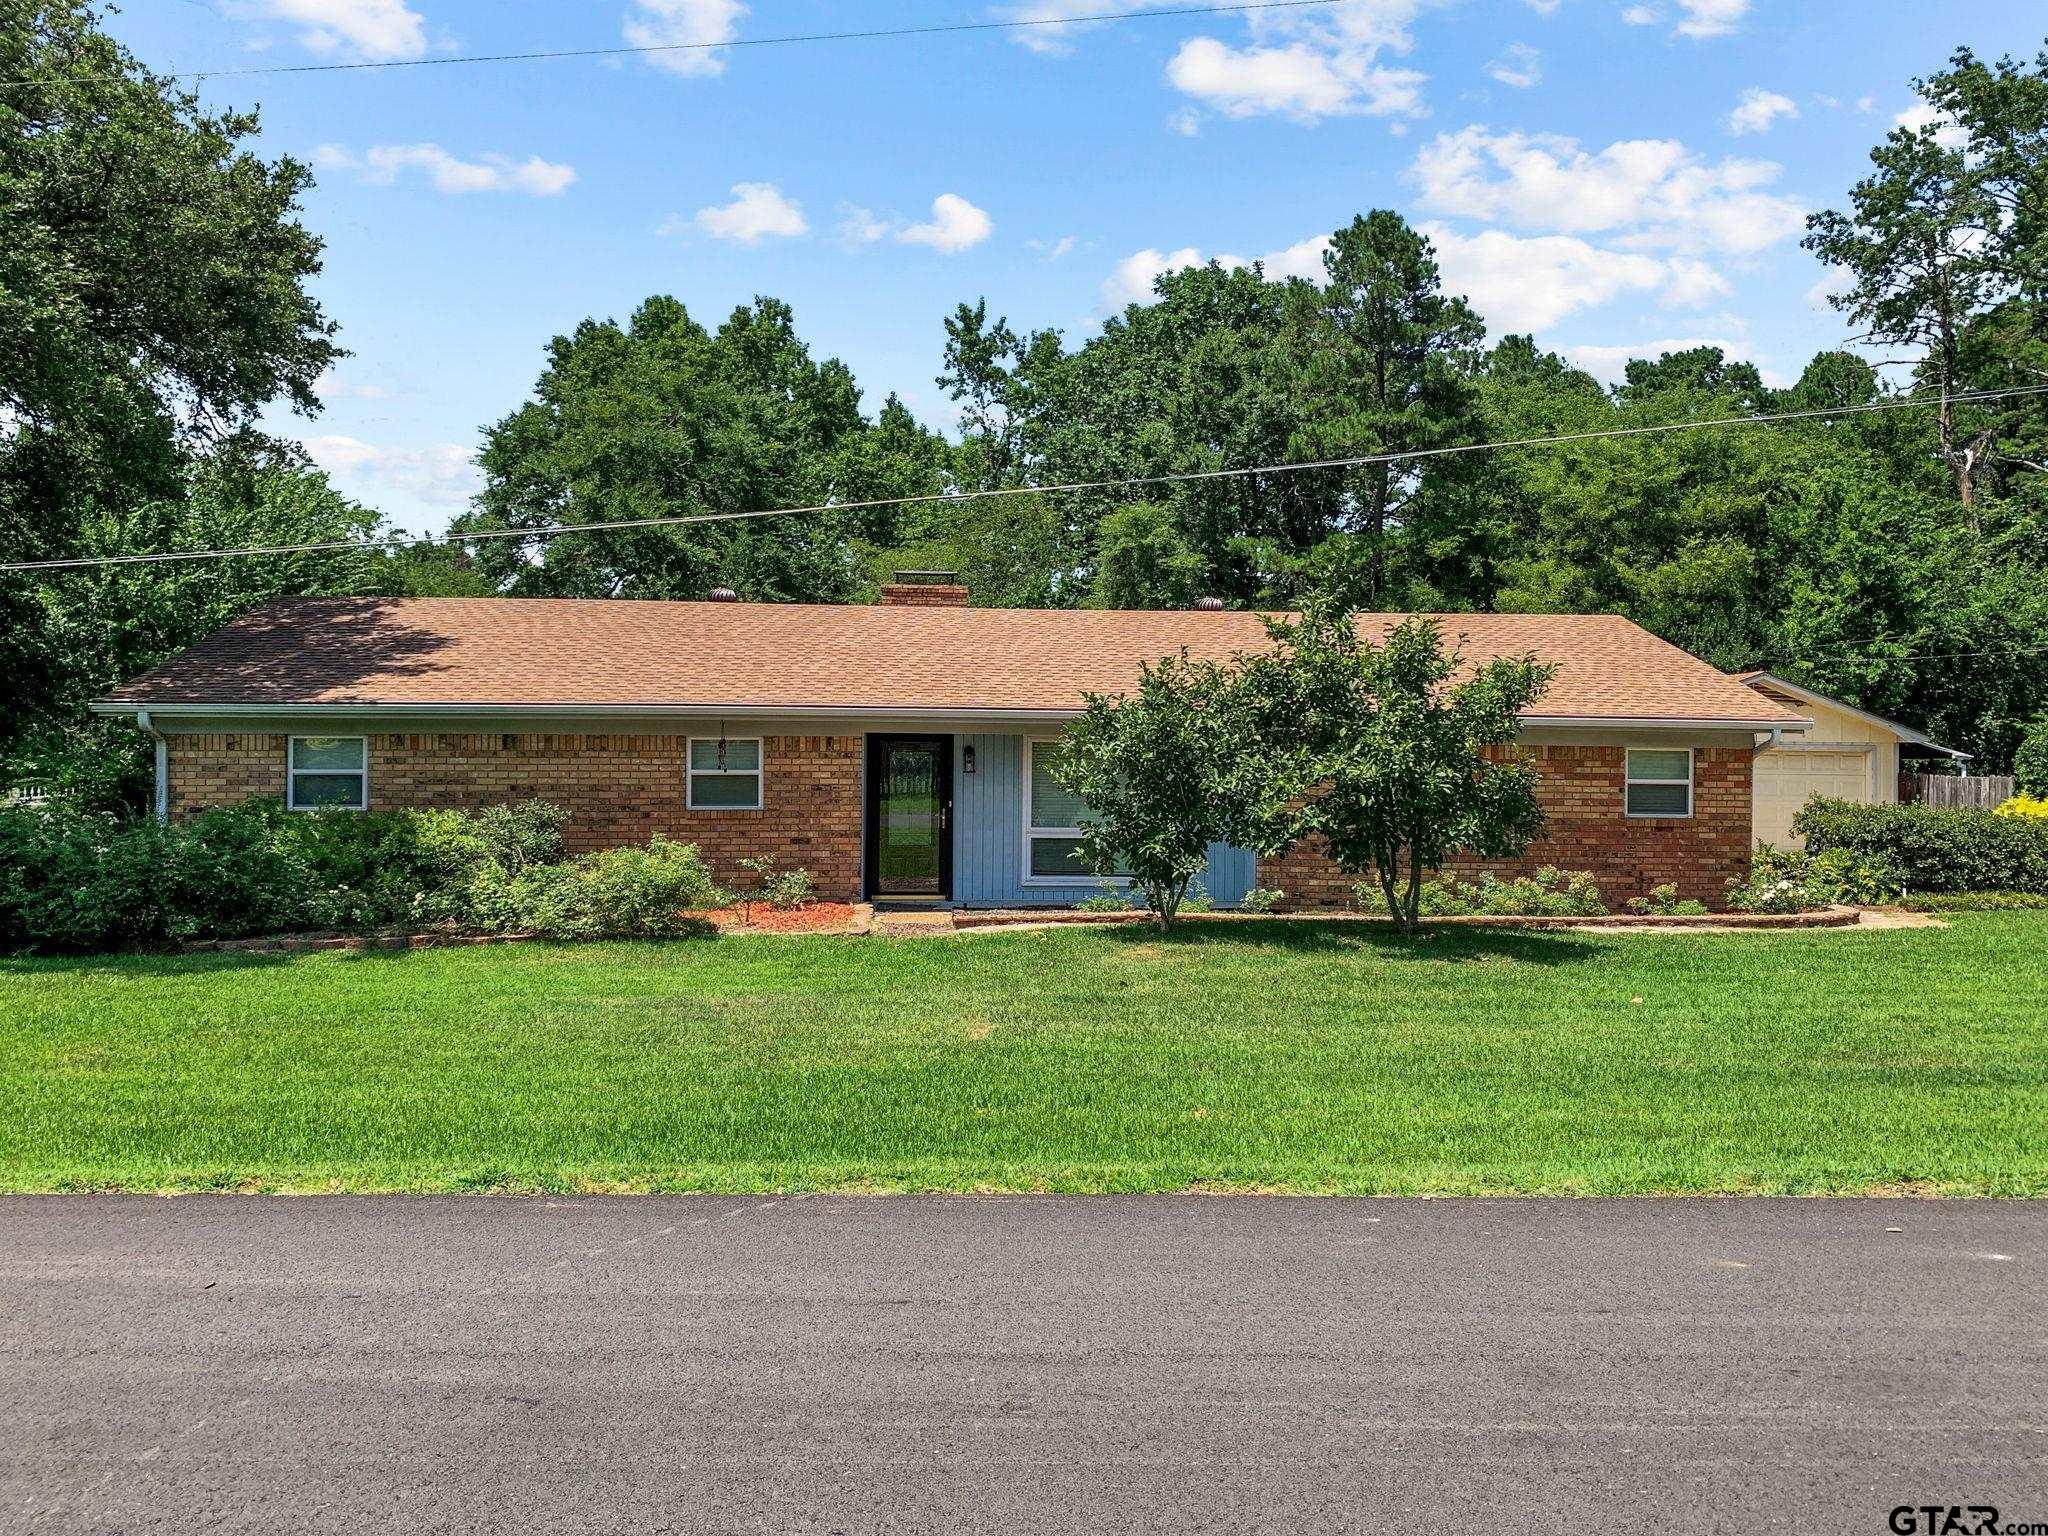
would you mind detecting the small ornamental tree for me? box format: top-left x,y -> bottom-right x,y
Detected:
1052,651 -> 1277,930
1237,602 -> 1557,932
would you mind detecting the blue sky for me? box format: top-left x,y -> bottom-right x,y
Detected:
108,0 -> 2046,535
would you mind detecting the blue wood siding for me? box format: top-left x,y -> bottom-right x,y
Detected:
950,732 -> 1254,907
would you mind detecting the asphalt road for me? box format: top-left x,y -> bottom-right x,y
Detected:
2,1196 -> 2042,1534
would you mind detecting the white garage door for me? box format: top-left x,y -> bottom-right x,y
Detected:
1753,751 -> 1872,848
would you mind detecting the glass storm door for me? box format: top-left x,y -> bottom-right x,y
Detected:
869,736 -> 951,897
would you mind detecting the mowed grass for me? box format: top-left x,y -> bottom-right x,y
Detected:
2,915 -> 2044,1196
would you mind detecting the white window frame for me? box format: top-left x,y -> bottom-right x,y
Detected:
1624,746 -> 1694,820
286,735 -> 368,813
1022,736 -> 1128,886
687,736 -> 764,812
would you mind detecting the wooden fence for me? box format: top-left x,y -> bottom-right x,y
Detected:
1898,773 -> 2016,810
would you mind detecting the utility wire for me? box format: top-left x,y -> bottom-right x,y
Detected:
6,382 -> 2048,576
0,0 -> 1345,89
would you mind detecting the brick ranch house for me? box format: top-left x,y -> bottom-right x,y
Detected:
93,581 -> 1813,910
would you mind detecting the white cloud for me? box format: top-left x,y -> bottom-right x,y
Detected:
1487,42 -> 1541,89
313,368 -> 391,403
896,194 -> 995,254
1894,102 -> 1968,150
1167,35 -> 1426,122
1422,224 -> 1667,331
624,0 -> 746,76
1672,0 -> 1747,38
1523,0 -> 1561,13
1804,267 -> 1855,312
1409,126 -> 1807,255
835,205 -> 891,246
246,0 -> 426,60
1726,88 -> 1798,136
1029,235 -> 1080,261
1661,255 -> 1733,307
1103,220 -> 1732,334
314,143 -> 577,196
301,435 -> 481,510
1101,246 -> 1210,310
1562,336 -> 1782,386
1619,5 -> 1658,23
1169,106 -> 1202,137
690,182 -> 808,243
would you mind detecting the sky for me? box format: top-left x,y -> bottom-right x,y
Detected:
105,0 -> 2048,536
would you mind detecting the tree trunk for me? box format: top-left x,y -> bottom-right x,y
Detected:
1405,844 -> 1425,931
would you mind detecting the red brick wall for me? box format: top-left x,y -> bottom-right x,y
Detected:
165,731 -> 865,900
1258,744 -> 1753,911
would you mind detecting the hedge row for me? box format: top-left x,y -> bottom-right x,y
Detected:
1790,796 -> 2048,895
0,799 -> 725,954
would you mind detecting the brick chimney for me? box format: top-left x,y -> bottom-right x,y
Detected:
878,569 -> 970,607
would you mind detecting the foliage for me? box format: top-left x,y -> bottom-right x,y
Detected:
1626,884 -> 1709,917
0,2 -> 343,748
1053,650 -> 1276,929
1726,845 -> 1904,914
737,854 -> 814,912
1237,886 -> 1284,913
1792,796 -> 2048,894
1412,867 -> 1608,918
1896,890 -> 2048,912
1178,883 -> 1215,914
485,836 -> 723,942
2015,721 -> 2048,796
1235,604 -> 1555,931
1076,887 -> 1132,914
1996,792 -> 2048,821
1,796 -> 581,953
454,296 -> 953,604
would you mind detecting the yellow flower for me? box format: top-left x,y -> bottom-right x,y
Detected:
1993,792 -> 2048,820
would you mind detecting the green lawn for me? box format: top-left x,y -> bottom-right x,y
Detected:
2,915 -> 2044,1196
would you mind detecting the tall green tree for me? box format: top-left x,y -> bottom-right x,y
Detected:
1286,213 -> 1489,606
458,296 -> 952,602
0,0 -> 341,757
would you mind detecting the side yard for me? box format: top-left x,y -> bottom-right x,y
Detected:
2,915 -> 2043,1197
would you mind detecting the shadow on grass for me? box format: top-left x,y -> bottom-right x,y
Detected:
1108,916 -> 1606,966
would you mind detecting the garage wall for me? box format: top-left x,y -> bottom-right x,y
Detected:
1752,693 -> 1899,848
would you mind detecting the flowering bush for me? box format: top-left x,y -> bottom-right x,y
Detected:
1626,883 -> 1709,917
1994,792 -> 2048,821
1409,866 -> 1608,918
1793,796 -> 2048,894
1726,846 -> 1902,914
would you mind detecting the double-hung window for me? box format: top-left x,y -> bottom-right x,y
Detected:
1023,738 -> 1124,882
288,736 -> 367,811
688,737 -> 763,810
1624,748 -> 1693,818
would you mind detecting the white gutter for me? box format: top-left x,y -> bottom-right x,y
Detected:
135,708 -> 169,824
91,700 -> 1816,732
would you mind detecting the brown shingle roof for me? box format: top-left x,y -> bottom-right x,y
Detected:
97,596 -> 1806,725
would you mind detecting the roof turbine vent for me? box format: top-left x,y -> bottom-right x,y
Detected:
707,586 -> 739,603
1192,595 -> 1226,612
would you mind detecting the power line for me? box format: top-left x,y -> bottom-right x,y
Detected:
6,382 -> 2047,575
0,0 -> 1344,89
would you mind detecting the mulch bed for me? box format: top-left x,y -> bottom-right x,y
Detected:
704,901 -> 867,935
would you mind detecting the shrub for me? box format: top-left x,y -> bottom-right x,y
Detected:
1792,796 -> 2048,894
1076,888 -> 1132,913
1995,792 -> 2048,822
2015,720 -> 2048,797
1897,890 -> 2048,912
1726,845 -> 1902,914
1410,866 -> 1608,918
0,796 -> 586,954
1238,886 -> 1284,913
1626,883 -> 1709,917
492,836 -> 724,941
736,854 -> 814,912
